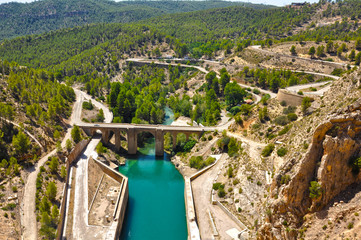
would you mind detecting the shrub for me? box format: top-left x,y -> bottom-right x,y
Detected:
281,175 -> 291,185
46,182 -> 57,201
232,178 -> 240,185
238,187 -> 243,194
262,144 -> 275,157
283,106 -> 296,114
349,156 -> 361,174
287,113 -> 298,122
228,187 -> 233,192
238,207 -> 242,212
274,115 -> 289,126
183,140 -> 197,152
49,157 -> 59,173
234,113 -> 243,126
347,222 -> 354,229
207,135 -> 213,141
82,100 -> 93,110
189,156 -> 204,170
277,147 -> 288,157
278,125 -> 292,136
309,181 -> 322,199
213,182 -> 224,190
205,157 -> 215,166
280,100 -> 287,106
12,186 -> 17,192
227,166 -> 234,178
218,188 -> 226,198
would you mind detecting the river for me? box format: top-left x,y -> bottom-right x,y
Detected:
119,107 -> 188,240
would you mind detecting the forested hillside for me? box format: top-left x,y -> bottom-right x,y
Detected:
0,0 -> 271,41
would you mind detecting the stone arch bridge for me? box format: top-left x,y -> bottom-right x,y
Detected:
78,123 -> 215,156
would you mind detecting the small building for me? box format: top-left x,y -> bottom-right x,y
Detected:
245,99 -> 254,105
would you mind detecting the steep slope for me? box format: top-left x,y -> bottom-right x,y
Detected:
0,0 -> 271,41
257,69 -> 361,239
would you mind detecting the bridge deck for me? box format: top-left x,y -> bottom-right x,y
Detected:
78,123 -> 215,132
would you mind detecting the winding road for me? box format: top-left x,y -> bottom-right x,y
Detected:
20,88 -> 112,240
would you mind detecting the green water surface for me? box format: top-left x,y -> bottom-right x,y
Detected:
119,107 -> 187,240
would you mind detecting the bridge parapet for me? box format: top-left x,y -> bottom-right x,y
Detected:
78,123 -> 214,156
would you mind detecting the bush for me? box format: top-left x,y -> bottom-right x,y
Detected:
283,106 -> 296,114
189,156 -> 204,170
278,125 -> 292,136
280,175 -> 291,185
280,100 -> 287,106
218,188 -> 226,198
213,182 -> 224,190
232,178 -> 240,185
205,157 -> 215,166
309,181 -> 322,199
228,187 -> 233,192
297,91 -> 303,95
287,113 -> 298,122
12,186 -> 17,192
82,100 -> 93,110
238,187 -> 243,194
274,115 -> 289,126
184,140 -> 197,152
277,147 -> 288,157
262,144 -> 275,157
234,113 -> 243,126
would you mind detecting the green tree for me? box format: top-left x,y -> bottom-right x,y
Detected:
356,38 -> 361,50
96,109 -> 105,122
49,157 -> 59,173
96,142 -> 105,155
12,130 -> 31,156
326,41 -> 334,53
71,125 -> 81,143
355,52 -> 361,65
349,49 -> 356,61
53,130 -> 61,140
46,182 -> 57,201
316,45 -> 325,58
224,82 -> 246,107
309,181 -> 322,199
302,97 -> 311,114
290,45 -> 296,55
308,46 -> 316,58
60,166 -> 67,179
51,205 -> 59,223
65,139 -> 72,152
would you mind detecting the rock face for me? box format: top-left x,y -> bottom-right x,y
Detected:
259,101 -> 361,239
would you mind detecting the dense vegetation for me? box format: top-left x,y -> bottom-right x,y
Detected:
238,67 -> 330,92
0,59 -> 75,165
0,0 -> 270,41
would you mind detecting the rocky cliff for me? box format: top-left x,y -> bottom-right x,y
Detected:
259,75 -> 361,239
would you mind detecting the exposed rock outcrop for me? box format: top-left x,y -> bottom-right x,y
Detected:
259,100 -> 361,239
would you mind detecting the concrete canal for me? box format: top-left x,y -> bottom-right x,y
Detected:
119,107 -> 187,240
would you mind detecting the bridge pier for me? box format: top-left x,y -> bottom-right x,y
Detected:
101,130 -> 110,144
172,132 -> 177,150
115,130 -> 121,151
127,128 -> 137,155
155,129 -> 164,157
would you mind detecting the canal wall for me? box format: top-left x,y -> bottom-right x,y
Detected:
184,155 -> 222,240
92,158 -> 129,240
56,139 -> 90,240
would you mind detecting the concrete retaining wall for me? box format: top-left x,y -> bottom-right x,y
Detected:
277,89 -> 305,106
92,158 -> 128,240
56,139 -> 90,240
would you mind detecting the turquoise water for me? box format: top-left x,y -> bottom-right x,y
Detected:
119,107 -> 187,240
